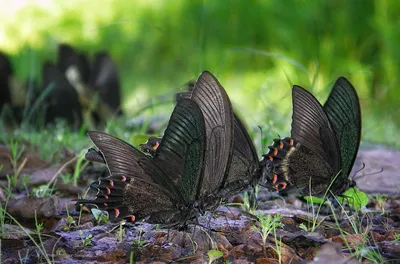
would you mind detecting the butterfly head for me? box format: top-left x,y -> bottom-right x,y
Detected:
139,136 -> 162,156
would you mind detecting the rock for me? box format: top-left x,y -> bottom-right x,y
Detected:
308,242 -> 361,263
353,149 -> 400,195
7,196 -> 58,219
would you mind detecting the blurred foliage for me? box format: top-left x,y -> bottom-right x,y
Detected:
0,0 -> 399,147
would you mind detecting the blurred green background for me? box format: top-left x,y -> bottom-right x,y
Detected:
1,0 -> 399,150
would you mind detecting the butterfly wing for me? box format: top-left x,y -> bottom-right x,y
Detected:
323,77 -> 361,178
175,76 -> 259,197
190,71 -> 234,198
291,85 -> 341,173
221,113 -> 260,197
86,131 -> 183,200
80,98 -> 206,223
77,173 -> 179,222
151,98 -> 206,201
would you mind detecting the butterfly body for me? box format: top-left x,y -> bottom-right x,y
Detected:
262,77 -> 361,197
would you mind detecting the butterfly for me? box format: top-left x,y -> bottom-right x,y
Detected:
143,74 -> 261,200
77,71 -> 260,227
78,97 -> 206,227
261,77 -> 361,196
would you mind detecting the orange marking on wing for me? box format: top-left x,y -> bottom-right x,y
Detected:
130,215 -> 136,222
114,208 -> 120,218
104,196 -> 109,199
109,180 -> 114,187
153,141 -> 160,150
106,187 -> 111,195
121,176 -> 127,182
289,139 -> 294,145
268,156 -> 273,161
279,141 -> 284,149
272,173 -> 278,184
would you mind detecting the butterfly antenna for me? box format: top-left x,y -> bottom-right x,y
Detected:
352,162 -> 366,177
257,125 -> 264,154
352,163 -> 384,181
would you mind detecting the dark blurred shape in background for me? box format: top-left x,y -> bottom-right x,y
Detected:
0,44 -> 122,131
0,51 -> 12,108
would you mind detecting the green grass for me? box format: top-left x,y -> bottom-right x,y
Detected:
0,0 -> 399,148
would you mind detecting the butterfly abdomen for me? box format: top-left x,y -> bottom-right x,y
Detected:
262,137 -> 296,191
263,137 -> 335,195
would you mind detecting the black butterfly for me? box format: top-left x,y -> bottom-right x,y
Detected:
261,77 -> 361,196
77,71 -> 259,227
143,74 -> 261,200
77,98 -> 206,226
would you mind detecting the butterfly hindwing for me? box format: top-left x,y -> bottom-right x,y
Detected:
221,113 -> 260,197
78,172 -> 178,222
87,131 -> 184,203
323,77 -> 361,179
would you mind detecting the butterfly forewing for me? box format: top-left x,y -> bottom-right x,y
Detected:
323,77 -> 361,179
291,85 -> 341,172
190,71 -> 234,197
152,98 -> 206,202
170,75 -> 260,200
